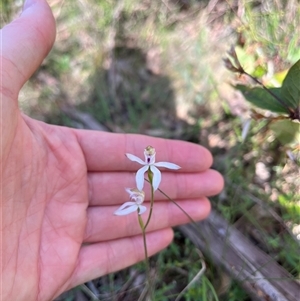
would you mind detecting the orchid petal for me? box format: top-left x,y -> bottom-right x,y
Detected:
125,188 -> 134,196
154,162 -> 181,169
138,205 -> 147,215
115,201 -> 136,211
150,165 -> 161,191
125,153 -> 146,165
136,165 -> 149,190
114,203 -> 138,216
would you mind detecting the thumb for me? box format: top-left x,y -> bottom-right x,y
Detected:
1,0 -> 56,98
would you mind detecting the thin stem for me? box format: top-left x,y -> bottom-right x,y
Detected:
79,284 -> 100,301
142,230 -> 148,261
144,185 -> 154,229
174,253 -> 206,301
138,214 -> 150,276
144,170 -> 154,229
138,213 -> 154,300
156,183 -> 196,226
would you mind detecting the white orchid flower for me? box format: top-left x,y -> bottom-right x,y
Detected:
126,146 -> 181,191
114,188 -> 147,216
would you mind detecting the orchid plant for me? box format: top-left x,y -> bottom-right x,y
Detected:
114,146 -> 181,293
113,146 -> 207,299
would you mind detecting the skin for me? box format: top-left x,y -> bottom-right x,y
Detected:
0,0 -> 224,300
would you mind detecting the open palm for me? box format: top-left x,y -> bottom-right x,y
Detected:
1,1 -> 223,301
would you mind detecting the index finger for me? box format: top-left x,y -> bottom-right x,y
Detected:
75,130 -> 213,172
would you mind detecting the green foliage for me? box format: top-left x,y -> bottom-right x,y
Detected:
269,120 -> 300,145
241,1 -> 299,61
278,194 -> 300,221
234,58 -> 300,147
220,281 -> 250,301
235,85 -> 287,114
235,59 -> 300,116
0,0 -> 14,24
281,59 -> 300,110
155,235 -> 221,301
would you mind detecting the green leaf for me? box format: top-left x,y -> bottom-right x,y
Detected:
269,120 -> 300,145
235,84 -> 288,114
281,59 -> 300,109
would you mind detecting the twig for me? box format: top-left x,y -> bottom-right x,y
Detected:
79,284 -> 100,301
175,250 -> 206,301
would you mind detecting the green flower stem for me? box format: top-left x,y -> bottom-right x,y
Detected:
138,171 -> 154,296
138,214 -> 149,263
138,210 -> 152,297
144,169 -> 154,229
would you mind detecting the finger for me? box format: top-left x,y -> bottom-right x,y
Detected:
1,0 -> 55,95
75,131 -> 213,172
88,169 -> 223,205
67,228 -> 174,291
84,198 -> 210,242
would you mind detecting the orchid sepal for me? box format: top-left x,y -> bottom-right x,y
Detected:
154,162 -> 181,169
125,153 -> 145,165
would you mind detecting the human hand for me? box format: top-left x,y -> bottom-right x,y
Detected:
1,1 -> 224,300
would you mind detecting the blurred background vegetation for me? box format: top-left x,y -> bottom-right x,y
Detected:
2,0 -> 300,300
